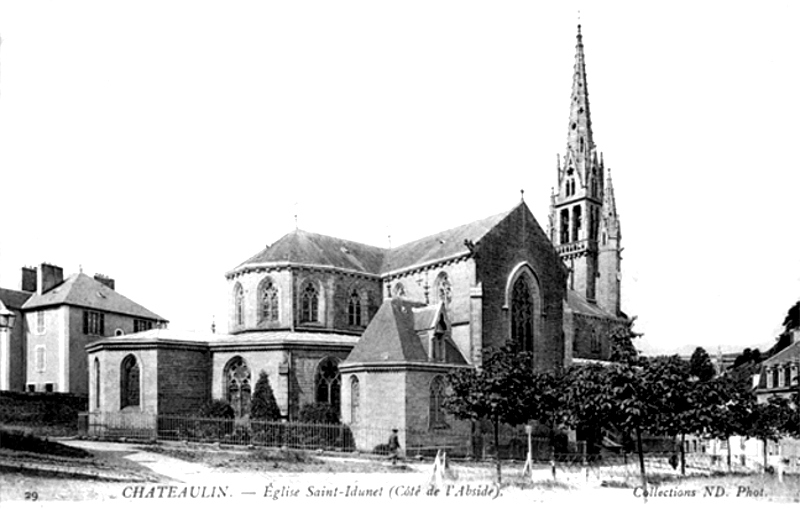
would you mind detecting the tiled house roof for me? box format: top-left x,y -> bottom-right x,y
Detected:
0,288 -> 32,310
756,340 -> 800,391
22,273 -> 166,321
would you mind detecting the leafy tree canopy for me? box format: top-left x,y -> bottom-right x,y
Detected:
689,347 -> 715,382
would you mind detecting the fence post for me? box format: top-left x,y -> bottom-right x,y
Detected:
581,441 -> 588,483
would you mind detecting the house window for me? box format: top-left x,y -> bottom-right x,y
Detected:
234,284 -> 244,327
347,290 -> 362,326
224,356 -> 251,418
26,384 -> 35,392
393,282 -> 406,298
350,376 -> 360,424
134,319 -> 153,333
94,358 -> 101,410
260,278 -> 279,322
35,346 -> 46,373
44,383 -> 54,393
511,275 -> 534,352
36,310 -> 45,334
772,368 -> 779,389
766,368 -> 773,388
315,357 -> 340,414
301,282 -> 319,323
120,355 -> 140,408
791,365 -> 798,386
779,367 -> 786,387
590,329 -> 601,353
429,376 -> 448,429
784,365 -> 791,387
83,311 -> 105,336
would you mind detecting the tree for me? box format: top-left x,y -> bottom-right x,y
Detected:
689,347 -> 715,382
561,320 -> 656,491
749,396 -> 795,472
643,355 -> 695,475
700,374 -> 755,472
250,371 -> 281,421
444,346 -> 549,483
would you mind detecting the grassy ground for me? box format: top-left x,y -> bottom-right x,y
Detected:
141,443 -> 417,474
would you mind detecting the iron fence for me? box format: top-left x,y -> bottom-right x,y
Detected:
78,412 -> 568,459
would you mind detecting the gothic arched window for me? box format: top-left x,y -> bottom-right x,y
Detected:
429,376 -> 448,429
350,376 -> 360,424
225,356 -> 251,418
300,282 -> 319,323
348,290 -> 362,326
94,358 -> 101,410
120,354 -> 140,409
315,357 -> 340,414
511,275 -> 534,352
434,272 -> 452,311
234,283 -> 244,327
260,278 -> 279,322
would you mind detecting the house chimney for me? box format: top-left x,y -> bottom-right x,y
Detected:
37,263 -> 64,295
93,274 -> 115,291
21,267 -> 37,293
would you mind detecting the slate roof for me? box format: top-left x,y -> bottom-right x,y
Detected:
756,340 -> 800,391
235,230 -> 386,274
231,204 -> 521,276
381,208 -> 514,273
346,299 -> 429,363
566,290 -> 619,320
0,288 -> 32,310
22,273 -> 166,321
343,298 -> 468,365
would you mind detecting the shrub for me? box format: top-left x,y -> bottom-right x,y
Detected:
197,399 -> 235,419
298,403 -> 339,424
251,371 -> 281,421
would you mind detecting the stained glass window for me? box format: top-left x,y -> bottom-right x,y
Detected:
511,275 -> 534,352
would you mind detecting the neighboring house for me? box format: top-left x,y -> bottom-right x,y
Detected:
85,25 -> 630,452
0,262 -> 167,394
756,332 -> 800,403
0,287 -> 33,391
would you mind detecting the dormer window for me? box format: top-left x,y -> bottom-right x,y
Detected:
431,316 -> 447,362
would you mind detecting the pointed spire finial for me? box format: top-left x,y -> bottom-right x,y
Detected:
520,189 -> 525,203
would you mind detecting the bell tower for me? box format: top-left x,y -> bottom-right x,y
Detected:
549,25 -> 621,315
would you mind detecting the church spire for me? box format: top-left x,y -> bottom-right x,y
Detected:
566,24 -> 594,172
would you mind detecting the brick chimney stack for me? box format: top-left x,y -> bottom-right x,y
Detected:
37,263 -> 64,295
21,267 -> 37,293
93,274 -> 115,290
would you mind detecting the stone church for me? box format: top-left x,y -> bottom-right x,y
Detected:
87,25 -> 626,448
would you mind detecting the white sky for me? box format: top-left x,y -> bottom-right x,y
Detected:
1,1 -> 798,356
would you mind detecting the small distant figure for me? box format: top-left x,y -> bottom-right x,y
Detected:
388,429 -> 401,465
669,453 -> 679,470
